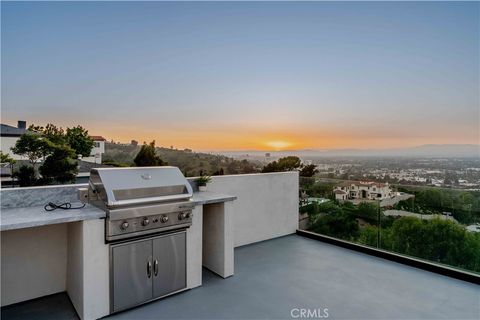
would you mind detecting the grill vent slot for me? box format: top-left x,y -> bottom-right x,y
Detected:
113,185 -> 187,201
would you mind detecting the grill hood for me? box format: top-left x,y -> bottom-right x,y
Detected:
89,166 -> 193,208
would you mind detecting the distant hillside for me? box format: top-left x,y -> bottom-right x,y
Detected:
103,143 -> 261,177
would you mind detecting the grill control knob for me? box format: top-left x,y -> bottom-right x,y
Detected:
161,215 -> 169,223
120,221 -> 129,230
178,212 -> 187,220
142,217 -> 150,226
186,212 -> 192,219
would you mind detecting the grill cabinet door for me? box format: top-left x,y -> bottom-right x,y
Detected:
152,231 -> 186,298
112,239 -> 153,312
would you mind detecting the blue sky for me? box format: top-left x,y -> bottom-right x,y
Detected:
2,1 -> 479,150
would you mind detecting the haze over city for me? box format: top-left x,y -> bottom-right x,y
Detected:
2,1 -> 479,151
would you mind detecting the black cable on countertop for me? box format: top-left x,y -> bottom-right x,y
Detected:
44,202 -> 86,212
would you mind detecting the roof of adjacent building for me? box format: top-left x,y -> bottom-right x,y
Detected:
77,160 -> 113,173
89,135 -> 106,141
0,124 -> 27,137
334,190 -> 347,194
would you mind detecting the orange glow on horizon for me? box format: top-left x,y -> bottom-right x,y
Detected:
3,117 -> 477,152
94,130 -> 478,151
85,125 -> 478,152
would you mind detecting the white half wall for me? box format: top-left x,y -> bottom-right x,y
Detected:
206,172 -> 299,247
0,136 -> 28,160
1,224 -> 67,306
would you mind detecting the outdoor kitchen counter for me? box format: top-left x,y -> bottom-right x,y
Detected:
0,192 -> 234,231
191,191 -> 237,205
0,203 -> 106,231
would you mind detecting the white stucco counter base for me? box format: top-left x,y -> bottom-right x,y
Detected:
202,202 -> 235,278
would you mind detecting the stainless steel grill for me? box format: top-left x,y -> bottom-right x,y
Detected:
80,166 -> 194,242
79,166 -> 194,313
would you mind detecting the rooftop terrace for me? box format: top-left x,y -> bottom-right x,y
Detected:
3,234 -> 479,320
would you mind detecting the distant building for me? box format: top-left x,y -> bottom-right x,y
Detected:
82,136 -> 106,164
466,224 -> 480,233
334,181 -> 394,201
265,153 -> 271,163
0,120 -> 28,160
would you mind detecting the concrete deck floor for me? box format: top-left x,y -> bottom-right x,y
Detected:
2,235 -> 479,320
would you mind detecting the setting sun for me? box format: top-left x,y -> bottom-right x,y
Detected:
265,140 -> 293,150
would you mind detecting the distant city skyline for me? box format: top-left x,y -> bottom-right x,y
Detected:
2,2 -> 479,151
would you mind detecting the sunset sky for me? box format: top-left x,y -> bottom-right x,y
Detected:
2,2 -> 479,151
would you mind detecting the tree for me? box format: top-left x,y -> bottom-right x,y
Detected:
358,225 -> 379,247
388,217 -> 425,257
417,189 -> 443,210
39,144 -> 78,184
303,181 -> 335,198
262,156 -> 302,173
66,125 -> 95,157
309,211 -> 359,241
355,202 -> 379,223
383,217 -> 480,271
134,141 -> 167,167
261,161 -> 279,173
300,164 -> 318,177
11,133 -> 49,167
212,168 -> 225,175
0,151 -> 16,165
277,156 -> 302,171
12,165 -> 37,187
29,123 -> 66,145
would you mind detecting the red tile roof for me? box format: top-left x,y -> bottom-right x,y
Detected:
89,135 -> 106,141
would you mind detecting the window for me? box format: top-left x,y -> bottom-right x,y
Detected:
95,142 -> 100,148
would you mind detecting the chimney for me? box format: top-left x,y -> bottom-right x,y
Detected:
17,120 -> 26,130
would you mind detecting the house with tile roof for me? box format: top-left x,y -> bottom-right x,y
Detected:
334,180 -> 394,201
82,135 -> 107,164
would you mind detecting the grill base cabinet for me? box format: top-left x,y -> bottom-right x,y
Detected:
153,233 -> 186,297
110,231 -> 187,313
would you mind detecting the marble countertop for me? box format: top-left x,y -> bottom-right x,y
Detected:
1,192 -> 236,231
0,203 -> 106,231
191,191 -> 237,205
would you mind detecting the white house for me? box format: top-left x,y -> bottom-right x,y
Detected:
81,136 -> 106,164
334,181 -> 394,201
1,120 -> 106,165
0,121 -> 28,160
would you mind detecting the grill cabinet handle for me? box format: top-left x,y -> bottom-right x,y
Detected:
147,261 -> 152,278
154,259 -> 159,276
